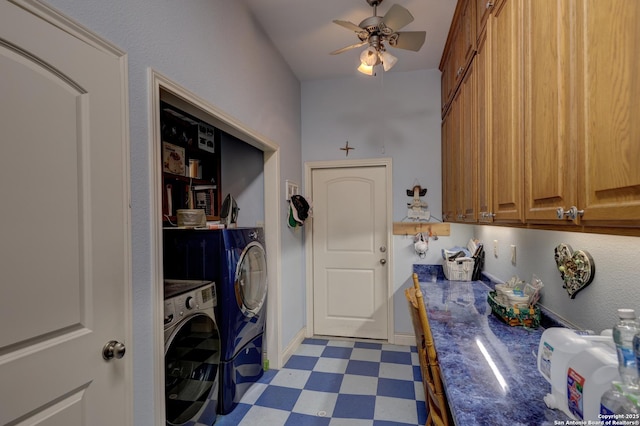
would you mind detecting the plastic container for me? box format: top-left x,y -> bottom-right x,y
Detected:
566,345 -> 619,420
613,308 -> 640,386
538,328 -> 618,420
177,209 -> 206,227
601,381 -> 627,416
623,388 -> 640,414
633,331 -> 640,383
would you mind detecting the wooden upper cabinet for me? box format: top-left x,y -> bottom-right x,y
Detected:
489,0 -> 523,223
440,0 -> 476,116
441,57 -> 476,224
457,0 -> 476,72
441,103 -> 458,222
475,26 -> 492,223
476,0 -> 493,40
576,0 -> 640,227
523,0 -> 575,224
440,48 -> 454,116
525,0 -> 640,227
442,0 -> 640,231
458,58 -> 477,223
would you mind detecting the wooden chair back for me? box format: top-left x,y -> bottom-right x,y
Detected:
405,272 -> 451,426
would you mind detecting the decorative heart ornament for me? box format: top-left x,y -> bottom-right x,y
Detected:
554,243 -> 596,299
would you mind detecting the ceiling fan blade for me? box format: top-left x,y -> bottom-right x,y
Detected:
333,19 -> 364,33
382,4 -> 414,31
330,41 -> 367,55
391,31 -> 426,51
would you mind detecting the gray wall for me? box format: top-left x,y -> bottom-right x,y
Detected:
220,132 -> 264,228
475,226 -> 640,333
44,1 -> 302,425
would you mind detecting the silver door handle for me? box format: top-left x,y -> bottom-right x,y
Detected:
102,340 -> 126,360
380,259 -> 387,265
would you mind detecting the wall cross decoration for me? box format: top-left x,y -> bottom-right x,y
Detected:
340,141 -> 355,156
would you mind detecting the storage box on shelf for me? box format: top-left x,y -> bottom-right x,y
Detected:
160,102 -> 221,224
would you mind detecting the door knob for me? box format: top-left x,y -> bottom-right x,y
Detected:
380,259 -> 387,265
102,340 -> 126,360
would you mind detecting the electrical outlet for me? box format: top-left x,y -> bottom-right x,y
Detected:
493,240 -> 498,258
510,245 -> 517,265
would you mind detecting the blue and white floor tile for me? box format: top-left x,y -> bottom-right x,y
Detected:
214,338 -> 426,426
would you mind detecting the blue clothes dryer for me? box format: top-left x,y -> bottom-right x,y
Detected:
163,227 -> 267,415
214,228 -> 267,414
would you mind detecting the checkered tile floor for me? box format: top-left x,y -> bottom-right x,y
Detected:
214,338 -> 426,425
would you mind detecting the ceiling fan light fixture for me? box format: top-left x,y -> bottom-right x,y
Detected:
359,46 -> 380,67
380,50 -> 398,71
357,62 -> 375,75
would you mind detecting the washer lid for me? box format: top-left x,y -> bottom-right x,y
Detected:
164,279 -> 214,300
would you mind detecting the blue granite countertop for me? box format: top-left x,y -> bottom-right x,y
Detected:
412,267 -> 570,426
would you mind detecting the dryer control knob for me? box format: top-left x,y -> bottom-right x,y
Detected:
185,296 -> 195,309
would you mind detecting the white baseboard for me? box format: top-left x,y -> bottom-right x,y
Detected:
280,327 -> 306,368
393,333 -> 416,347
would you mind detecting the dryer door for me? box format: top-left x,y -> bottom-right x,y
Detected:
165,313 -> 220,425
235,241 -> 267,317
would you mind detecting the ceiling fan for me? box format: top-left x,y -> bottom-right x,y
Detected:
330,0 -> 426,75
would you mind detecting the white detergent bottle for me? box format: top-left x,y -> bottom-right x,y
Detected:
537,328 -> 599,416
566,345 -> 620,421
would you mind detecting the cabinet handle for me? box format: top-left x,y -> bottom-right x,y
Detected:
457,67 -> 464,77
556,206 -> 584,221
486,1 -> 494,9
566,206 -> 584,220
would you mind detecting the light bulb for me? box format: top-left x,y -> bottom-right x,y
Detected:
359,47 -> 380,67
357,62 -> 375,75
380,51 -> 398,72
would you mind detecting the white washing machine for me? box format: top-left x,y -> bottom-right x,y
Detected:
164,280 -> 221,426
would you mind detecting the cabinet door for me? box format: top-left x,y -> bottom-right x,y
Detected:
476,0 -> 493,40
440,0 -> 477,115
441,48 -> 453,117
524,0 -> 576,224
452,0 -> 476,96
458,0 -> 476,73
476,26 -> 492,223
459,59 -> 477,223
576,0 -> 640,226
441,96 -> 459,222
489,0 -> 523,223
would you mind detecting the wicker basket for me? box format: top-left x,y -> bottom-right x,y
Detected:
487,291 -> 540,328
443,258 -> 475,281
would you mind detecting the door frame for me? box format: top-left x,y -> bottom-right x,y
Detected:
149,70 -> 282,424
304,158 -> 394,343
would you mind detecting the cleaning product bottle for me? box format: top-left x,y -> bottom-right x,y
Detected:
613,308 -> 640,385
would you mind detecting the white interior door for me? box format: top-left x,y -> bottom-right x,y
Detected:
312,165 -> 389,340
0,2 -> 131,425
